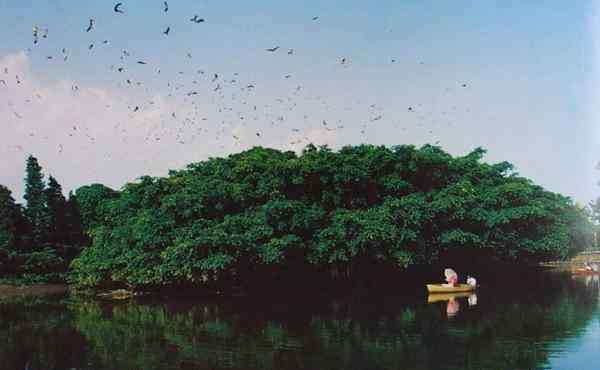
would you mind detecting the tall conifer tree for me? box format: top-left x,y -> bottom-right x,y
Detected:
24,155 -> 49,246
45,176 -> 67,245
0,185 -> 20,252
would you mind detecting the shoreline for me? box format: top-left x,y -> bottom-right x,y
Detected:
0,284 -> 68,300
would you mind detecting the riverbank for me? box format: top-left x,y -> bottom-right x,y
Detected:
0,284 -> 68,300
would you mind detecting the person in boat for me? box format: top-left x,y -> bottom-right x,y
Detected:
466,275 -> 477,287
444,268 -> 458,287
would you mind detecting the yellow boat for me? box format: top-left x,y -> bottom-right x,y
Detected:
426,284 -> 475,294
427,291 -> 474,303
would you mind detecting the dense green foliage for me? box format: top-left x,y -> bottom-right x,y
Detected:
66,144 -> 592,290
0,146 -> 593,287
0,186 -> 23,262
0,156 -> 85,283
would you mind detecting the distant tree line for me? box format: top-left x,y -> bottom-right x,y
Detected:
0,146 -> 595,288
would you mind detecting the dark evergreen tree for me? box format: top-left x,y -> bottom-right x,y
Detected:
45,175 -> 67,245
0,185 -> 23,273
0,185 -> 20,252
23,155 -> 49,247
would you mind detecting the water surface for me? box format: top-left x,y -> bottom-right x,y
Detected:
1,272 -> 598,370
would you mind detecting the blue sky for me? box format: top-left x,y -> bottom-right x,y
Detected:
0,0 -> 598,204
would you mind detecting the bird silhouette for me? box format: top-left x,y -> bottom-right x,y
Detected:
114,3 -> 124,13
266,46 -> 280,52
86,18 -> 94,32
32,26 -> 39,44
164,1 -> 169,12
312,16 -> 319,21
163,26 -> 170,35
190,15 -> 205,23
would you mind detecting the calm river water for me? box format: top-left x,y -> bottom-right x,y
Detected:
0,271 -> 598,370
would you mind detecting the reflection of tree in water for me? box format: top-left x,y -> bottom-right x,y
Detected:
0,274 -> 597,370
0,296 -> 91,370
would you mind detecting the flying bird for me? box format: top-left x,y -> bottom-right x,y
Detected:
312,16 -> 319,21
86,18 -> 94,32
190,15 -> 205,23
32,26 -> 39,44
287,49 -> 294,55
266,46 -> 280,52
114,3 -> 124,13
137,60 -> 147,64
163,26 -> 170,35
164,1 -> 169,12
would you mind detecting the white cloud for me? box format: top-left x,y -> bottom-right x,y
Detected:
0,51 -> 341,200
0,52 -> 271,199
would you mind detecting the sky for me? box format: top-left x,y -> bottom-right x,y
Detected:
0,0 -> 598,205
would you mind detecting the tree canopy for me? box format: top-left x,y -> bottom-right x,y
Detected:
67,144 -> 592,290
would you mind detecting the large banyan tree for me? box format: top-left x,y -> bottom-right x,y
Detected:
69,144 -> 592,289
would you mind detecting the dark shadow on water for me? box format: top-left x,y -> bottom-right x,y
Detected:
0,270 -> 597,370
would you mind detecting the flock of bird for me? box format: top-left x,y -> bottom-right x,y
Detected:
3,2 -> 471,156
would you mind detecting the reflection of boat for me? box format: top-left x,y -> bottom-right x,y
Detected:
426,284 -> 475,293
446,298 -> 460,317
427,291 -> 473,303
572,269 -> 600,275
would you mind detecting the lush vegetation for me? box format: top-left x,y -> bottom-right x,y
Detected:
0,145 -> 594,288
65,144 -> 592,290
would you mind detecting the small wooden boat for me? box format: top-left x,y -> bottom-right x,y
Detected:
427,291 -> 474,303
426,284 -> 475,293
